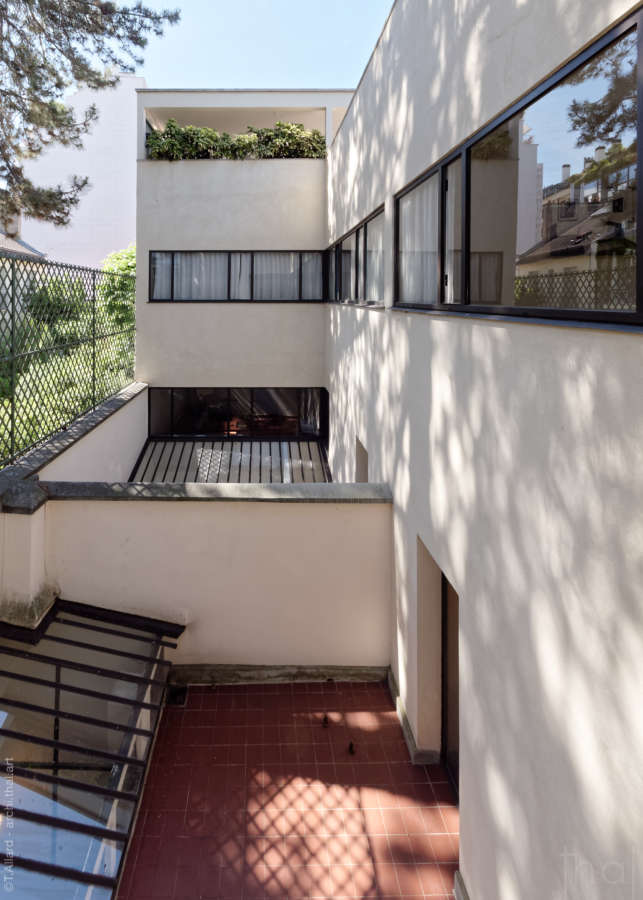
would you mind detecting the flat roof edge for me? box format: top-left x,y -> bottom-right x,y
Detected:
136,88 -> 354,94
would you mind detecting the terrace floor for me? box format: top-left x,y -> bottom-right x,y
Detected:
131,439 -> 330,484
117,681 -> 459,899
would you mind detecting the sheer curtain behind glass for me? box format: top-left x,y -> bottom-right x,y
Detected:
254,253 -> 299,300
365,213 -> 385,302
230,253 -> 251,299
150,252 -> 172,299
301,253 -> 322,299
398,174 -> 440,304
340,233 -> 356,300
173,252 -> 227,300
444,162 -> 462,303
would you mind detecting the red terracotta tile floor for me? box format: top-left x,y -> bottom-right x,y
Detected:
117,681 -> 459,899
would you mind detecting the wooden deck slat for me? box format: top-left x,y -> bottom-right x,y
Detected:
239,442 -> 251,482
130,439 -> 330,484
308,441 -> 325,483
175,442 -> 194,482
260,442 -> 271,482
194,442 -> 211,482
170,442 -> 188,481
281,442 -> 292,483
217,442 -> 231,482
290,441 -> 304,483
205,441 -> 221,482
141,441 -> 165,481
301,441 -> 315,483
134,441 -> 155,481
185,441 -> 203,482
250,441 -> 262,483
154,441 -> 176,482
228,441 -> 242,483
271,441 -> 282,483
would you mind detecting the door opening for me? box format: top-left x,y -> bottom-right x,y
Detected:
441,574 -> 459,792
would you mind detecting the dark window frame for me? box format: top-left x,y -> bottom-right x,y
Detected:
328,206 -> 386,306
147,386 -> 329,442
393,11 -> 643,324
148,250 -> 326,302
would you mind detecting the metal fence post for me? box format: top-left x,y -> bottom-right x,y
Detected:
10,257 -> 16,463
92,271 -> 97,408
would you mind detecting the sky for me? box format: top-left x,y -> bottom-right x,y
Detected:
133,0 -> 394,90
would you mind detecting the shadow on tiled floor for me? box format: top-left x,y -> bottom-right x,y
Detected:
118,681 -> 459,899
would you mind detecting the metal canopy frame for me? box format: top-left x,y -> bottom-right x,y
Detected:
0,598 -> 182,897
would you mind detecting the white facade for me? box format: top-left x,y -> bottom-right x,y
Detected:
2,3 -> 642,900
131,4 -> 643,900
326,2 -> 643,900
21,74 -> 145,268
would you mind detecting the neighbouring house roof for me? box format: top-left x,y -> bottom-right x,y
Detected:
0,233 -> 45,258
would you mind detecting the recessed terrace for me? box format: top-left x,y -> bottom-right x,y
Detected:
116,680 -> 460,900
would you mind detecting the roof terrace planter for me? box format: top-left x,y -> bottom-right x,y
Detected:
146,119 -> 326,161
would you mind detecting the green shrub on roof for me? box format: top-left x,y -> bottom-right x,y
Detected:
146,119 -> 326,160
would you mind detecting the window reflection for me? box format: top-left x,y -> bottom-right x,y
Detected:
470,29 -> 637,311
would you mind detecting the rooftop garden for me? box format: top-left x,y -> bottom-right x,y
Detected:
146,119 -> 327,161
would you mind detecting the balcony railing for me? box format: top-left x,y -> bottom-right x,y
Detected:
0,251 -> 135,468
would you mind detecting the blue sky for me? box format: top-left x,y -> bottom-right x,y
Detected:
135,0 -> 394,89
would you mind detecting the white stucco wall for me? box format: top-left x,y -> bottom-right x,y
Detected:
37,388 -> 147,482
136,159 -> 328,386
21,74 -> 144,268
45,498 -> 393,667
136,303 -> 327,387
327,2 -> 643,899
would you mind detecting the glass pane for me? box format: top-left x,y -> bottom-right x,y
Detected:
0,672 -> 149,732
470,29 -> 637,311
398,173 -> 440,304
365,213 -> 385,302
329,248 -> 336,300
355,227 -> 364,300
229,252 -> 251,299
0,701 -> 148,760
150,252 -> 171,300
0,635 -> 152,680
444,161 -> 462,303
173,252 -> 228,300
253,252 -> 299,300
229,388 -> 253,435
301,253 -> 323,299
5,816 -> 123,878
252,389 -> 300,436
1,868 -> 113,900
4,772 -> 134,832
0,737 -> 143,795
172,388 -> 231,435
340,233 -> 356,300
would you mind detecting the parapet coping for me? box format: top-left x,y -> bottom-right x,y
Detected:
0,382 -> 148,513
38,481 -> 393,505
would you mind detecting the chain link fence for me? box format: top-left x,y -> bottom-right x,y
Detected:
0,250 -> 135,469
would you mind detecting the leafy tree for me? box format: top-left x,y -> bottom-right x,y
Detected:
27,276 -> 86,325
100,243 -> 136,327
0,1 -> 179,228
567,32 -> 637,147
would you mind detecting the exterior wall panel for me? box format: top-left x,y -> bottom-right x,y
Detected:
136,159 -> 328,386
327,1 -> 643,898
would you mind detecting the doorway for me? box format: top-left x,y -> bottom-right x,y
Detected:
441,574 -> 459,791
